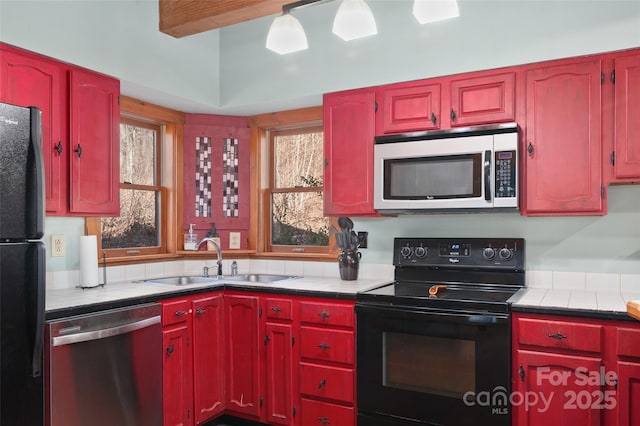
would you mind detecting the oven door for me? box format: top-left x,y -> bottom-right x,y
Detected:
356,303 -> 511,426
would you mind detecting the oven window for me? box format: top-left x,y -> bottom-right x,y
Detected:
384,154 -> 482,199
383,332 -> 476,398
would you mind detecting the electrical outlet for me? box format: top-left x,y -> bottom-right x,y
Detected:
229,232 -> 241,249
357,231 -> 368,249
52,234 -> 65,257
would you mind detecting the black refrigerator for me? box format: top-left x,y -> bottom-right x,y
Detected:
0,101 -> 46,425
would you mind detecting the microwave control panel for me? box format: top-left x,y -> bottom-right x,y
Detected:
495,150 -> 516,199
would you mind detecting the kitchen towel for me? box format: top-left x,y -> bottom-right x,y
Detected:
79,235 -> 100,288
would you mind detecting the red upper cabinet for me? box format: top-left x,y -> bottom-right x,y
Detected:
377,82 -> 441,134
449,72 -> 515,127
0,46 -> 66,214
612,53 -> 640,180
0,43 -> 120,216
323,89 -> 378,216
68,68 -> 120,216
192,295 -> 225,424
522,59 -> 604,215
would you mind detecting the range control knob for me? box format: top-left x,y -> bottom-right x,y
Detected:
483,247 -> 496,260
499,248 -> 513,261
400,246 -> 413,258
414,246 -> 427,258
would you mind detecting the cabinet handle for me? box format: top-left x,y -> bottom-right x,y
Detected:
271,306 -> 282,313
527,142 -> 534,157
519,365 -> 525,381
317,312 -> 330,319
54,141 -> 63,156
318,378 -> 327,389
317,343 -> 330,350
167,343 -> 174,356
317,417 -> 330,424
74,143 -> 82,158
195,309 -> 206,315
174,310 -> 186,317
264,335 -> 270,346
430,112 -> 437,126
450,109 -> 456,122
548,333 -> 567,340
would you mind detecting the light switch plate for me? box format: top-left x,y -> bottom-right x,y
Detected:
229,232 -> 241,249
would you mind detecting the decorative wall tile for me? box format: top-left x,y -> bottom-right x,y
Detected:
195,136 -> 212,218
222,138 -> 239,217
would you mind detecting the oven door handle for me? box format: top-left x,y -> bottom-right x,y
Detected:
355,303 -> 509,325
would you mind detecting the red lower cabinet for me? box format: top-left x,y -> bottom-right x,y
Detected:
300,398 -> 355,425
513,313 -> 640,426
162,294 -> 225,426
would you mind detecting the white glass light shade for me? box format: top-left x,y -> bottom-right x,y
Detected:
413,0 -> 459,24
266,13 -> 308,54
332,0 -> 377,41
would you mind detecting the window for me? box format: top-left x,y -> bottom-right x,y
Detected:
100,118 -> 163,256
86,96 -> 182,261
269,126 -> 329,253
249,107 -> 337,257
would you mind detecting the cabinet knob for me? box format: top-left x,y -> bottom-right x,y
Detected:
271,306 -> 282,313
167,343 -> 174,356
317,417 -> 330,424
519,365 -> 525,381
74,143 -> 83,158
195,309 -> 206,315
318,378 -> 327,389
548,333 -> 567,340
450,109 -> 457,122
430,112 -> 437,126
317,311 -> 330,319
174,310 -> 186,316
527,142 -> 534,157
317,343 -> 330,350
55,140 -> 63,156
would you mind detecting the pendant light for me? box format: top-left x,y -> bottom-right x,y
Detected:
413,0 -> 459,24
332,0 -> 377,41
266,11 -> 308,54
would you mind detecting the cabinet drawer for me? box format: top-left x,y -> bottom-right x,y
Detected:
265,297 -> 293,320
300,398 -> 355,426
616,327 -> 640,358
299,363 -> 354,403
162,299 -> 190,327
517,318 -> 603,353
300,327 -> 355,365
299,301 -> 354,328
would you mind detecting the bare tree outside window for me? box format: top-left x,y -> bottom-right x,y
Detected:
270,127 -> 329,247
101,119 -> 161,249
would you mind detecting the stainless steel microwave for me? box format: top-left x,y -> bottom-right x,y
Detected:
373,123 -> 519,213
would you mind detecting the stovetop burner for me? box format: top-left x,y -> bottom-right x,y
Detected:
358,237 -> 525,314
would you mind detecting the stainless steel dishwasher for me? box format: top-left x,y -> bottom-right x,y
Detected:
46,303 -> 162,426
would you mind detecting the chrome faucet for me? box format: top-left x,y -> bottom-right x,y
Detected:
197,237 -> 223,278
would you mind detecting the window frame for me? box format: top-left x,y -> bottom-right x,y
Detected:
248,107 -> 339,259
86,96 -> 184,263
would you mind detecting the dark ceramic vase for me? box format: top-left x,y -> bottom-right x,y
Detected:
338,249 -> 361,281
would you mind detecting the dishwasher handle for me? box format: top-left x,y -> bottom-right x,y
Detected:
52,315 -> 161,347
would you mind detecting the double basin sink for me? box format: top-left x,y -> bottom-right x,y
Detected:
143,274 -> 298,286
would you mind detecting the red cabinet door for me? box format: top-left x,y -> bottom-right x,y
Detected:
514,350 -> 603,426
449,72 -> 515,127
378,82 -> 441,134
68,67 -> 120,216
0,46 -> 66,214
523,59 -> 603,215
224,295 -> 262,419
323,89 -> 378,216
192,294 -> 225,424
163,325 -> 193,426
265,322 -> 294,425
614,53 -> 640,179
614,361 -> 640,426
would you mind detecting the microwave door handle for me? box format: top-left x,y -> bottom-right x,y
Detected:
484,150 -> 492,201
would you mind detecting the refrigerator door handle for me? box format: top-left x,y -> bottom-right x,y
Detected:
31,245 -> 46,378
29,107 -> 45,238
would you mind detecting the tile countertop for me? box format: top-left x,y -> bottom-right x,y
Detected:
510,287 -> 640,320
45,276 -> 392,319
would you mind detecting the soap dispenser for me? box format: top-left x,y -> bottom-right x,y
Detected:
184,223 -> 198,251
207,223 -> 221,251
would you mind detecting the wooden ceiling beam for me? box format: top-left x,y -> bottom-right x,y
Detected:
159,0 -> 289,38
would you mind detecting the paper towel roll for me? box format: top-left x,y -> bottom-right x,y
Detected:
79,235 -> 100,288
